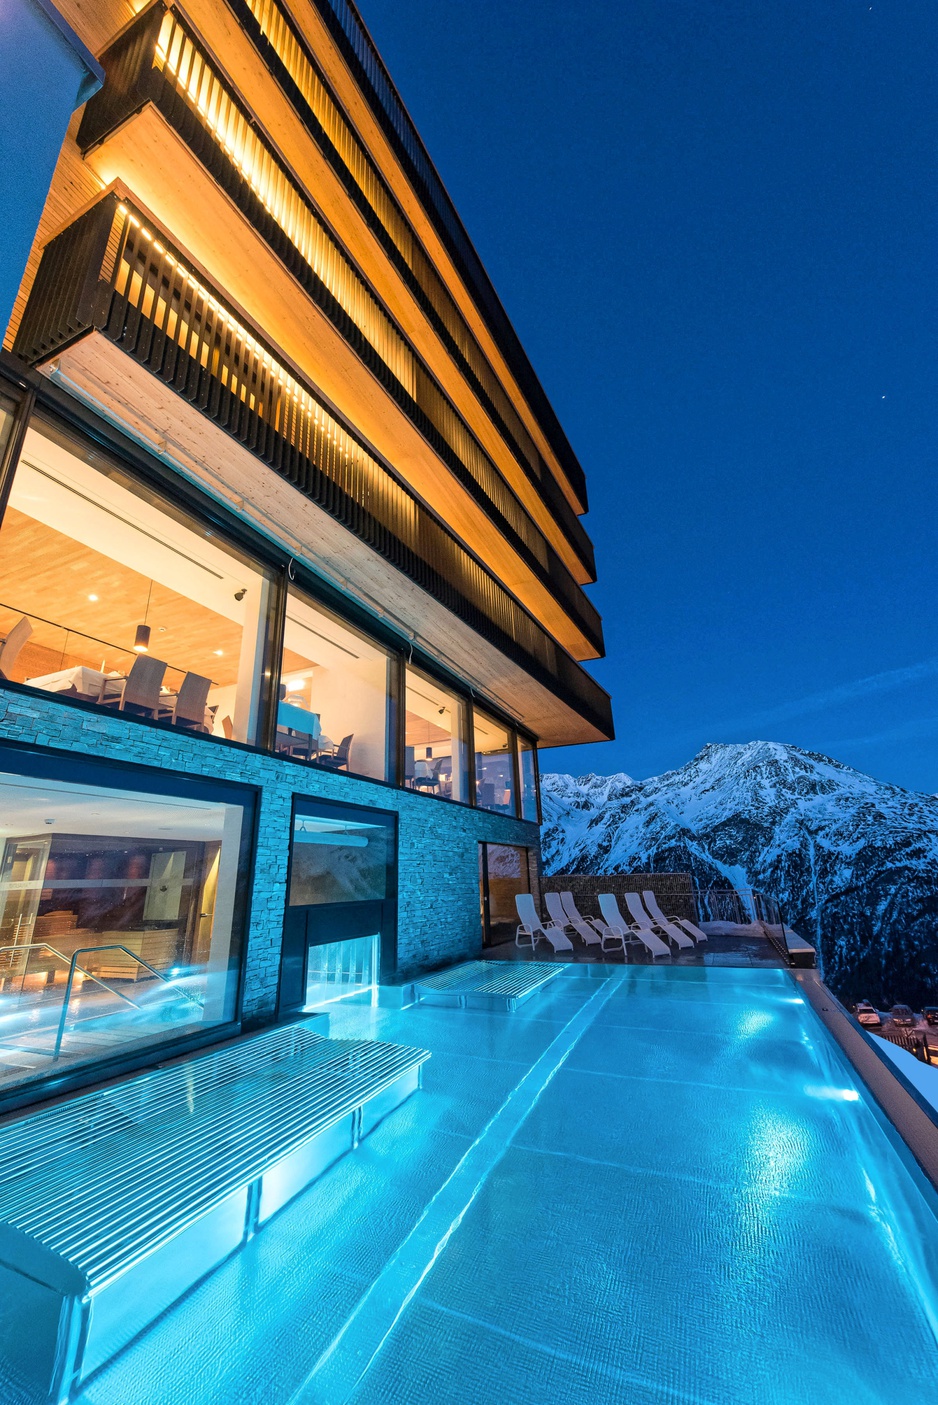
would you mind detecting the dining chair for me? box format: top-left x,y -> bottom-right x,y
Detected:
167,672 -> 212,731
317,733 -> 353,771
276,727 -> 317,760
102,655 -> 167,718
0,616 -> 32,680
413,758 -> 446,793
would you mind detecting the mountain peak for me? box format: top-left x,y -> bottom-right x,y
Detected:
541,743 -> 938,1008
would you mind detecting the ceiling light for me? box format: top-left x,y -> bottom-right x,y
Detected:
135,581 -> 153,652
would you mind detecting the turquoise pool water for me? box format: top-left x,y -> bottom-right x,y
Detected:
77,965 -> 938,1404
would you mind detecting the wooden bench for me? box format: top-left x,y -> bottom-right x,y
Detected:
0,1020 -> 429,1404
414,960 -> 564,1011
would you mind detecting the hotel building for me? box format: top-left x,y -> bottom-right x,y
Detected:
0,0 -> 612,1110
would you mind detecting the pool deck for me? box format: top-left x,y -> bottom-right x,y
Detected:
485,927 -> 787,968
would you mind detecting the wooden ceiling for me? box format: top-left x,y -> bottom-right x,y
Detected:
0,508 -> 243,687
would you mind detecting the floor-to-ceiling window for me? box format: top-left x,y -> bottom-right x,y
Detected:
0,406 -> 544,815
473,707 -> 517,815
0,752 -> 248,1100
517,735 -> 539,821
0,417 -> 272,742
276,587 -> 390,781
404,665 -> 469,802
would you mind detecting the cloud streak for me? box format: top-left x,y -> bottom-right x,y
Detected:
832,715 -> 938,750
679,657 -> 938,744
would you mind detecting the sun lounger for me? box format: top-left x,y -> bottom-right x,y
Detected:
642,890 -> 707,944
515,893 -> 574,953
545,892 -> 600,948
623,892 -> 693,951
601,894 -> 670,959
554,892 -> 605,948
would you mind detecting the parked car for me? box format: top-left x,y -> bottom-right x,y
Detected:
890,1004 -> 916,1027
923,1006 -> 938,1026
854,1001 -> 882,1027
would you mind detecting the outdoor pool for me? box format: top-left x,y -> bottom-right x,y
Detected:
76,965 -> 938,1404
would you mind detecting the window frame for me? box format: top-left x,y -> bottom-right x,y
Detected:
0,737 -> 259,1114
0,375 -> 542,810
0,403 -> 283,749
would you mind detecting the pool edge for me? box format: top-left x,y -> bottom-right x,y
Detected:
792,969 -> 938,1199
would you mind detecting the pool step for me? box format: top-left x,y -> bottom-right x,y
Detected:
414,960 -> 564,1011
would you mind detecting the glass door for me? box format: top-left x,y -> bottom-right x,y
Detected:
279,799 -> 397,1015
479,843 -> 537,948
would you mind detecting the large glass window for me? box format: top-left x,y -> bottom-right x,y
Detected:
404,666 -> 469,802
277,587 -> 390,780
0,418 -> 271,743
473,707 -> 517,814
518,736 -> 539,821
288,810 -> 393,907
0,762 -> 245,1097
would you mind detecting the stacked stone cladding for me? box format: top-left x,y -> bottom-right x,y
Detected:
0,688 -> 538,1023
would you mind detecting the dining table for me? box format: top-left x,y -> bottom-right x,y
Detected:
25,666 -> 110,701
25,667 -> 179,714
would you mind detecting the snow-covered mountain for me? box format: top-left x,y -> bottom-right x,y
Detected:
541,741 -> 938,1010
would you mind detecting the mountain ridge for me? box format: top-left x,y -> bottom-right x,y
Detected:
540,741 -> 938,1008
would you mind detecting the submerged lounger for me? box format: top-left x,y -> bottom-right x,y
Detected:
414,959 -> 563,1011
0,1021 -> 429,1404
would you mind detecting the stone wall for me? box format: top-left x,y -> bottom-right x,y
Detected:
540,871 -> 698,923
0,687 -> 539,1022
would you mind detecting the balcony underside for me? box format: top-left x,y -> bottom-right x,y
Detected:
39,331 -> 611,746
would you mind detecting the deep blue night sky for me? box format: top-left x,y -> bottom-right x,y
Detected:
359,0 -> 937,793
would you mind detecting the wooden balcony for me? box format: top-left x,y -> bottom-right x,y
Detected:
74,4 -> 604,661
13,193 -> 614,745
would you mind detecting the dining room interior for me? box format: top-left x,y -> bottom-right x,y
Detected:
0,415 -> 270,742
277,586 -> 391,779
403,666 -> 469,801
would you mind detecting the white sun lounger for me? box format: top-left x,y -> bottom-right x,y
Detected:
559,892 -> 630,958
642,890 -> 708,944
545,892 -> 574,932
546,892 -> 600,947
624,892 -> 693,951
601,894 -> 670,959
515,893 -> 573,953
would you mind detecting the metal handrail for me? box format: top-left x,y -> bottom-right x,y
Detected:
0,941 -> 141,1009
53,946 -> 204,1060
